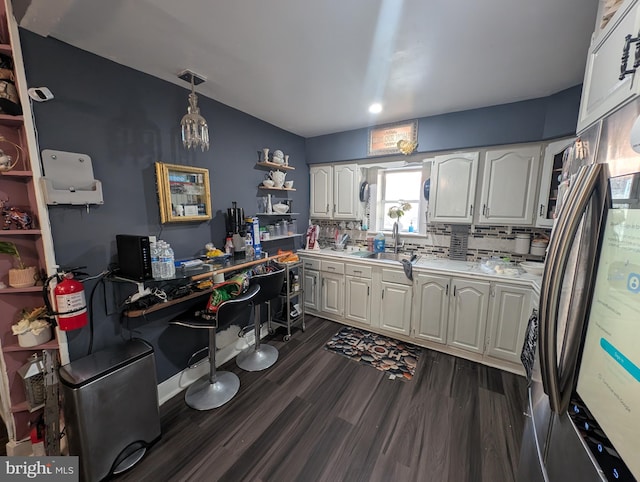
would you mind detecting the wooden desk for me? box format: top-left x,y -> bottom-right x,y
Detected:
122,254 -> 285,318
190,254 -> 285,282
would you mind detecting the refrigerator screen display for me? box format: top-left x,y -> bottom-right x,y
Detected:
576,207 -> 640,480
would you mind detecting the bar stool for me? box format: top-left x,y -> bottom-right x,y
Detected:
171,284 -> 260,410
236,268 -> 285,371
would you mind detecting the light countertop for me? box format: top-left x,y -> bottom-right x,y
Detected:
298,248 -> 542,291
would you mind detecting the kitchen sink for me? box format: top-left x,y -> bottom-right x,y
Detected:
361,252 -> 412,262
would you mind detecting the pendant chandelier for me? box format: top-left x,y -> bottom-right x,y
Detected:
179,70 -> 210,151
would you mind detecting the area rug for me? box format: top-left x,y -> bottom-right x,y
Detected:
324,326 -> 421,380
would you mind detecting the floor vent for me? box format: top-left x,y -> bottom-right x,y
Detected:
449,225 -> 469,260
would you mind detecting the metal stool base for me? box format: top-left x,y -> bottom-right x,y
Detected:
236,344 -> 279,371
185,371 -> 240,410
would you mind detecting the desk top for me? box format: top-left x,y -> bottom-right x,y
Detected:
121,254 -> 286,318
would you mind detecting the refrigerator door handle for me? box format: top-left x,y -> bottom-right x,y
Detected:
539,163 -> 609,414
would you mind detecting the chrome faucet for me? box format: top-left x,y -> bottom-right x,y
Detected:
392,221 -> 402,254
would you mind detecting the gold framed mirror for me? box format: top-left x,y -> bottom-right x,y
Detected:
155,162 -> 212,223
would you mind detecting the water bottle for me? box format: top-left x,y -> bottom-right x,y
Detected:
165,243 -> 176,279
157,241 -> 168,279
150,241 -> 160,279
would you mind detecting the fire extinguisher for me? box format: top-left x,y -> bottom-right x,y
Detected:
43,268 -> 88,331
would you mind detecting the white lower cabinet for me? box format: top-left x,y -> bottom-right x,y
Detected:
344,263 -> 372,325
485,283 -> 531,364
320,271 -> 344,317
299,254 -> 531,374
304,269 -> 320,312
412,273 -> 449,344
446,279 -> 491,354
345,275 -> 371,325
379,280 -> 412,336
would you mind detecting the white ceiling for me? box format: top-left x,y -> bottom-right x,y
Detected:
16,0 -> 600,138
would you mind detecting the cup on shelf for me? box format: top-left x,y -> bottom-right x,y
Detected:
284,180 -> 294,189
262,179 -> 275,188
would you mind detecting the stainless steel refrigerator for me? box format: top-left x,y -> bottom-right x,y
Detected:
517,99 -> 640,481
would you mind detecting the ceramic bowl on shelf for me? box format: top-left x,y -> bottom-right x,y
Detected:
284,180 -> 294,189
262,179 -> 275,188
272,203 -> 290,214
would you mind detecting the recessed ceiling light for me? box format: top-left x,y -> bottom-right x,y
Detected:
369,103 -> 382,114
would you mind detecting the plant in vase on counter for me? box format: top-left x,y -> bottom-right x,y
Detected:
11,306 -> 53,347
388,201 -> 412,229
0,241 -> 38,288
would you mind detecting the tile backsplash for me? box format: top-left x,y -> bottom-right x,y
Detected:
310,219 -> 551,262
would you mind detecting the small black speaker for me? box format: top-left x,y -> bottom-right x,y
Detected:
116,234 -> 153,280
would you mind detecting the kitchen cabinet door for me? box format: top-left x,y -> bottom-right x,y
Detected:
310,165 -> 332,218
320,271 -> 344,317
536,138 -> 574,228
577,0 -> 640,133
379,281 -> 412,336
345,275 -> 371,325
486,283 -> 531,364
333,163 -> 360,219
478,145 -> 541,225
304,269 -> 320,312
447,278 -> 490,354
429,152 -> 479,223
412,273 -> 449,344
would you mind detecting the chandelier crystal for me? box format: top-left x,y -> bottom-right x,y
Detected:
180,71 -> 210,151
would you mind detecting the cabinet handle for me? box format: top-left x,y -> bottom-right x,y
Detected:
539,204 -> 545,216
354,270 -> 361,274
469,204 -> 473,216
327,266 -> 335,270
482,204 -> 486,216
382,289 -> 384,299
453,285 -> 457,297
333,204 -> 336,213
620,32 -> 640,80
445,284 -> 449,295
326,204 -> 330,213
367,286 -> 370,296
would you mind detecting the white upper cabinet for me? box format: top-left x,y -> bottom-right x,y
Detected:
310,165 -> 333,218
577,0 -> 640,133
536,138 -> 574,228
429,152 -> 479,223
333,163 -> 360,219
309,163 -> 360,219
477,145 -> 541,225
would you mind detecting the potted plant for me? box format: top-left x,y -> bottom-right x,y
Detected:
0,241 -> 38,288
11,306 -> 52,347
388,201 -> 412,229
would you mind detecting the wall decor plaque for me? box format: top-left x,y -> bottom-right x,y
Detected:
368,120 -> 418,156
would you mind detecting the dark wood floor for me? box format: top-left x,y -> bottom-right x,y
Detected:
115,316 -> 527,482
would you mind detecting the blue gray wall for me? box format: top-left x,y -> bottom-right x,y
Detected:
305,85 -> 581,163
19,30 -> 308,381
